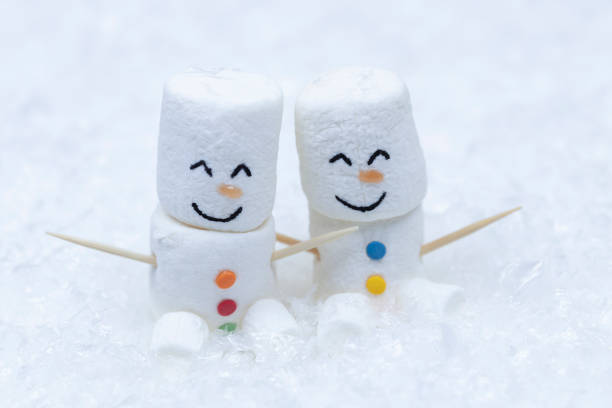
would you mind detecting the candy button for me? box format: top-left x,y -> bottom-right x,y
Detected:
215,270 -> 236,289
218,322 -> 237,332
217,299 -> 237,316
366,275 -> 386,295
366,241 -> 386,260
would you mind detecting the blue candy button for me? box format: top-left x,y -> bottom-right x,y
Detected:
366,241 -> 386,260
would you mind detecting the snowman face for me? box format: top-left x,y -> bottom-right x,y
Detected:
157,70 -> 282,232
295,67 -> 427,222
328,149 -> 390,213
188,160 -> 252,223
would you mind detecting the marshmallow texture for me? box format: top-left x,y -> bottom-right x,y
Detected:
157,69 -> 283,232
296,67 -> 427,222
149,206 -> 277,329
310,206 -> 424,298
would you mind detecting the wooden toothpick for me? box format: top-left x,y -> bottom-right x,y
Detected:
48,205 -> 517,267
419,206 -> 522,255
46,231 -> 157,265
274,206 -> 522,258
276,233 -> 319,256
271,226 -> 357,261
47,226 -> 359,265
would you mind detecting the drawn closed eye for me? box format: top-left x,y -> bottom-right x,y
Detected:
329,153 -> 352,166
231,163 -> 252,178
190,160 -> 213,177
367,149 -> 390,165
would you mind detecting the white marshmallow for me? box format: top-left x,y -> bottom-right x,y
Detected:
296,67 -> 433,306
149,206 -> 277,330
310,206 -> 424,298
242,299 -> 298,335
395,278 -> 465,316
316,293 -> 376,350
296,67 -> 427,222
157,68 -> 283,232
150,311 -> 209,355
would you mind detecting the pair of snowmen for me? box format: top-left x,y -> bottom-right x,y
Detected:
150,67 -> 461,354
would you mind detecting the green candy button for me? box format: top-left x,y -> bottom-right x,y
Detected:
218,322 -> 237,332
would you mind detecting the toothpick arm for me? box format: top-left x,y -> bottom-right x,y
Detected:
46,232 -> 157,265
276,233 -> 320,257
274,206 -> 521,258
419,206 -> 521,256
271,226 -> 358,261
47,226 -> 358,266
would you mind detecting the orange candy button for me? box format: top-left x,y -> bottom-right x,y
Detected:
215,270 -> 236,289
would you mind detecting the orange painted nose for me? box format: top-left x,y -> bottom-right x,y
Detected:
359,169 -> 384,183
218,183 -> 243,199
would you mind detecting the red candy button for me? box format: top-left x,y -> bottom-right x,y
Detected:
217,299 -> 237,316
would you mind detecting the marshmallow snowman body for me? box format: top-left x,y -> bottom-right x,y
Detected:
310,207 -> 423,298
150,207 -> 277,329
296,67 -> 427,298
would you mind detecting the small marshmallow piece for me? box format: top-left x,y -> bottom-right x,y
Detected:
296,67 -> 426,222
157,68 -> 283,232
317,293 -> 376,349
151,311 -> 209,355
396,277 -> 465,316
242,299 -> 298,335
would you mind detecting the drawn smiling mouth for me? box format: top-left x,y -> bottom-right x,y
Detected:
191,203 -> 243,222
334,192 -> 386,213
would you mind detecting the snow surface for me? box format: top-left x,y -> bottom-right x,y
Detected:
1,1 -> 611,406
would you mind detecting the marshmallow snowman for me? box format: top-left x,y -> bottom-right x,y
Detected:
296,68 -> 463,341
150,69 -> 296,354
296,67 -> 427,295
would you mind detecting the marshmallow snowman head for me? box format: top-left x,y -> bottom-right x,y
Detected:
157,69 -> 283,232
296,67 -> 427,222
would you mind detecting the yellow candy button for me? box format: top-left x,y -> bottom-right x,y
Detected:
366,275 -> 386,295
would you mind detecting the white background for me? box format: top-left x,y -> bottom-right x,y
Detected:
1,1 -> 611,406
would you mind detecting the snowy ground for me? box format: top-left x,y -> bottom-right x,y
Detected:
1,1 -> 611,406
